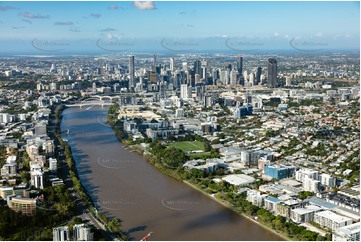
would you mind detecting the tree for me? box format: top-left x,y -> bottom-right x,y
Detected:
298,191 -> 314,200
163,147 -> 187,168
108,218 -> 122,233
20,171 -> 30,183
204,142 -> 211,152
272,215 -> 284,231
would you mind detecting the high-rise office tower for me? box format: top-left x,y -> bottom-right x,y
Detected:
230,69 -> 238,85
267,58 -> 277,88
195,84 -> 205,102
170,58 -> 174,72
201,59 -> 207,79
153,54 -> 157,71
193,60 -> 202,76
255,67 -> 262,85
182,62 -> 188,71
180,84 -> 189,99
243,70 -> 248,83
195,74 -> 201,84
159,81 -> 167,99
92,82 -> 97,94
249,73 -> 255,86
236,56 -> 243,75
220,70 -> 230,85
129,56 -> 135,89
212,69 -> 219,85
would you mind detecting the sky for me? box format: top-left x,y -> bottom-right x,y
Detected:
0,1 -> 359,54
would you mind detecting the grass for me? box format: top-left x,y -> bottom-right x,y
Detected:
188,152 -> 211,159
168,141 -> 205,152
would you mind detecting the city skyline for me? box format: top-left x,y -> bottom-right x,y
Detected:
0,1 -> 359,54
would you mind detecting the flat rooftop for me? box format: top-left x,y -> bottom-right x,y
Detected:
222,174 -> 255,186
315,210 -> 352,223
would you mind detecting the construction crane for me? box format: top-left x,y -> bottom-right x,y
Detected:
140,232 -> 153,241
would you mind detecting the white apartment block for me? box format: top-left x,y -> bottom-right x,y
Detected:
314,210 -> 353,231
290,205 -> 323,224
73,224 -> 94,241
246,190 -> 266,207
303,177 -> 320,193
53,226 -> 70,241
332,222 -> 360,241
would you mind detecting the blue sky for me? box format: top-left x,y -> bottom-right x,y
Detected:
0,1 -> 359,53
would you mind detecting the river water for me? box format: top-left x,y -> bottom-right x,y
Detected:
60,106 -> 284,241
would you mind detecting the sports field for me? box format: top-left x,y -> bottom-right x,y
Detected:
168,141 -> 205,152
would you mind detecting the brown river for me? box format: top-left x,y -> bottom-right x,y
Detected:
60,106 -> 284,241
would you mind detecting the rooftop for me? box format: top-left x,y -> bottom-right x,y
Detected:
315,210 -> 352,223
335,222 -> 361,234
221,174 -> 255,186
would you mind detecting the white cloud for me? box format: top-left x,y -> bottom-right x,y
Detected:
100,28 -> 117,32
20,12 -> 49,19
22,19 -> 32,24
54,21 -> 74,26
133,1 -> 156,10
108,5 -> 119,10
90,13 -> 101,18
315,32 -> 323,37
0,6 -> 18,11
274,32 -> 280,37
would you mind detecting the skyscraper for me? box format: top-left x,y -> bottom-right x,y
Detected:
249,73 -> 255,86
255,67 -> 262,85
230,69 -> 238,85
193,60 -> 202,76
182,62 -> 188,71
180,84 -> 189,99
195,74 -> 201,84
153,54 -> 157,71
220,70 -> 230,85
170,58 -> 174,72
92,82 -> 96,94
201,59 -> 207,79
159,81 -> 167,99
129,56 -> 135,89
236,56 -> 243,76
267,58 -> 277,88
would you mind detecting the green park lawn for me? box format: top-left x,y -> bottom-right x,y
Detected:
168,141 -> 205,152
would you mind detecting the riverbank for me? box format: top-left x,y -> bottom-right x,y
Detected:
106,103 -> 326,241
124,141 -> 288,240
183,180 -> 289,241
108,105 -> 288,241
54,105 -> 126,241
